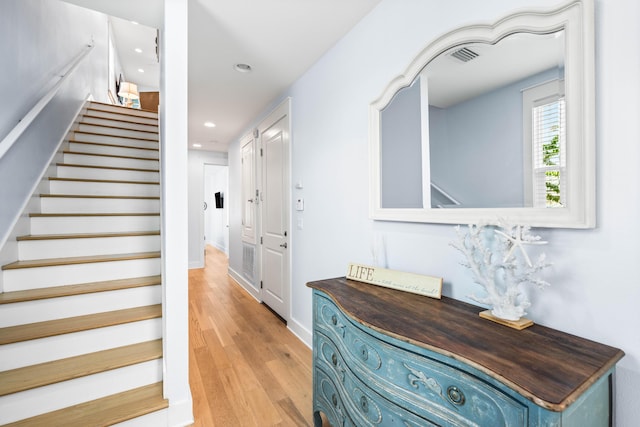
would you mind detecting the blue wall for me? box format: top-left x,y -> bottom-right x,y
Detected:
228,1 -> 640,424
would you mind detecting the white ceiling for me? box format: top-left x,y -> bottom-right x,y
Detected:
109,17 -> 160,91
426,31 -> 566,108
63,0 -> 382,152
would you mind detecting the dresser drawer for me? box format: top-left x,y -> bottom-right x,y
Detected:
315,332 -> 439,427
315,295 -> 527,426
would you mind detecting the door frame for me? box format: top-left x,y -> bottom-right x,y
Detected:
203,164 -> 229,256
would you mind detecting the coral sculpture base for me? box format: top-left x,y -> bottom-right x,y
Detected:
479,310 -> 534,330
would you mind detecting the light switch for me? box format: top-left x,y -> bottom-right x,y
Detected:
296,198 -> 304,211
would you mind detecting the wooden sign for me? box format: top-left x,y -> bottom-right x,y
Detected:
347,263 -> 442,299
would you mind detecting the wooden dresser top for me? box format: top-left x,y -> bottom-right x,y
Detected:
308,277 -> 624,411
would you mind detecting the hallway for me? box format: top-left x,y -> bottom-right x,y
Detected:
189,246 -> 314,426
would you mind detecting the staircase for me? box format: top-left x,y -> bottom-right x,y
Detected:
0,102 -> 167,426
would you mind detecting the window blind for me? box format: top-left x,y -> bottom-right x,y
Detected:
532,98 -> 566,207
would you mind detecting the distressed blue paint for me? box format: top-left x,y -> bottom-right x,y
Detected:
312,290 -> 615,427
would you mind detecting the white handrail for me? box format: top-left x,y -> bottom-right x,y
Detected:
431,182 -> 461,207
0,43 -> 94,160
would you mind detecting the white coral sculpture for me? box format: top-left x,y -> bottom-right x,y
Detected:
450,223 -> 551,321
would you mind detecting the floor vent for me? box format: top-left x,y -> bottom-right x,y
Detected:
243,243 -> 255,281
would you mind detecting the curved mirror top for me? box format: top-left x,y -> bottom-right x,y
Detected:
371,0 -> 595,228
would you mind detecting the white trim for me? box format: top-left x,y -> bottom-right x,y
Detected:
370,0 -> 595,228
287,318 -> 313,349
160,0 -> 193,423
419,73 -> 432,208
228,267 -> 261,302
188,260 -> 203,269
167,397 -> 194,427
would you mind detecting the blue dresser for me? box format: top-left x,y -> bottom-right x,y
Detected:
308,277 -> 624,427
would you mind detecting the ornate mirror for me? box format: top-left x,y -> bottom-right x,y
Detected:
369,0 -> 595,228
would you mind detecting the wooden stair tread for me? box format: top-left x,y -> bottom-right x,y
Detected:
67,140 -> 159,152
89,101 -> 159,116
3,382 -> 167,427
0,304 -> 162,345
83,112 -> 159,124
2,251 -> 161,270
0,340 -> 162,396
73,130 -> 158,142
49,177 -> 160,185
63,150 -> 159,162
40,193 -> 160,200
30,212 -> 160,217
17,231 -> 160,241
57,162 -> 159,172
78,121 -> 159,135
0,275 -> 161,304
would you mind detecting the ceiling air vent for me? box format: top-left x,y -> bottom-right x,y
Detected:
450,47 -> 479,63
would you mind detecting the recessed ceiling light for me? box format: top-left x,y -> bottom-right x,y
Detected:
135,48 -> 142,53
193,143 -> 202,148
138,68 -> 145,73
234,63 -> 252,73
204,122 -> 216,128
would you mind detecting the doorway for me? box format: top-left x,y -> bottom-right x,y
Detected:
204,164 -> 229,255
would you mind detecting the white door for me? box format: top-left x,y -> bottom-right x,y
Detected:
259,99 -> 290,321
241,134 -> 256,244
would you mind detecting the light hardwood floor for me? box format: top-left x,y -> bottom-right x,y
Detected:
189,246 -> 317,426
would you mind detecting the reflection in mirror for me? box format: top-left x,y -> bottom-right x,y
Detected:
380,79 -> 424,208
370,0 -> 595,228
426,31 -> 565,209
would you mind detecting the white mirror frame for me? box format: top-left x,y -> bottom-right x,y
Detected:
369,0 -> 595,228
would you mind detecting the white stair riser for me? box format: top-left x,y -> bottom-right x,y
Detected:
85,109 -> 158,126
112,408 -> 168,427
49,180 -> 160,197
18,235 -> 160,260
0,359 -> 163,425
0,285 -> 161,327
40,197 -> 160,214
76,124 -> 158,141
88,103 -> 157,119
72,132 -> 157,147
68,142 -> 159,160
63,153 -> 158,170
3,257 -> 161,291
56,165 -> 160,182
81,117 -> 158,133
0,319 -> 161,371
30,215 -> 160,235
72,136 -> 159,151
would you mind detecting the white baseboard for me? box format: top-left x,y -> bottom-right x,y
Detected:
168,396 -> 194,427
228,267 -> 260,302
188,260 -> 204,269
288,317 -> 312,349
211,242 -> 227,254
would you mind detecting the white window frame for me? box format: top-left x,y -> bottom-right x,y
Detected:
522,79 -> 565,207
